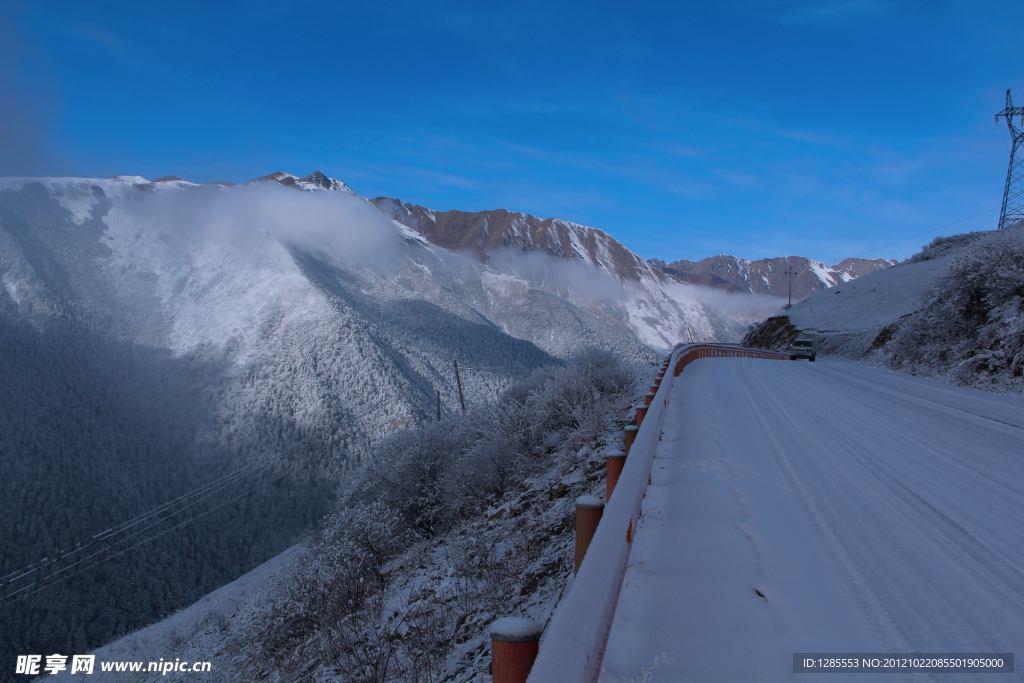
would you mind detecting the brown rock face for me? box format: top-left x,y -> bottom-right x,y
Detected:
370,197 -> 664,284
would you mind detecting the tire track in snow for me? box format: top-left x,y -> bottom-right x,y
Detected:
699,375 -> 770,582
729,360 -> 916,657
732,359 -> 1024,670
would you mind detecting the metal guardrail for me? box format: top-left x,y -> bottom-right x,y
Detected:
525,344 -> 788,683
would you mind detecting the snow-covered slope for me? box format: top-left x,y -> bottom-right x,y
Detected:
785,255 -> 954,335
744,227 -> 1024,393
743,250 -> 961,359
0,174 -> 605,667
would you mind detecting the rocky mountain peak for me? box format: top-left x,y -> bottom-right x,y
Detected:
250,171 -> 356,194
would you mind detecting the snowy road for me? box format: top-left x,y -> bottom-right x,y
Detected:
600,359 -> 1024,682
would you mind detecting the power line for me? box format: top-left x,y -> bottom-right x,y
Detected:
2,386 -> 504,606
2,407 -> 386,606
0,467 -> 259,605
457,365 -> 530,376
826,206 -> 1000,264
0,463 -> 260,585
1,490 -> 252,608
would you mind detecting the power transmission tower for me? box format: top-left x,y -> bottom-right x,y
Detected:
782,266 -> 799,309
996,89 -> 1024,230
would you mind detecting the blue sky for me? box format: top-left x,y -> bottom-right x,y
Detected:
3,0 -> 1022,263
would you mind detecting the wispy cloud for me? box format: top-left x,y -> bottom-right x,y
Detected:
727,116 -> 849,148
67,23 -> 125,51
732,0 -> 890,23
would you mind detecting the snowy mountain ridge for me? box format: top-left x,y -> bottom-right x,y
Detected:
199,169 -> 789,347
652,253 -> 897,301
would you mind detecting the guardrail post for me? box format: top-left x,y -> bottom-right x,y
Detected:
635,404 -> 648,428
491,617 -> 543,683
624,425 -> 639,454
606,450 -> 626,500
643,392 -> 655,407
575,496 -> 604,574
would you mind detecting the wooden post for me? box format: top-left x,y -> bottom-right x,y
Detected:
491,617 -> 543,683
635,404 -> 648,428
606,450 -> 626,500
624,425 -> 639,455
644,392 -> 655,407
575,496 -> 604,574
453,360 -> 466,412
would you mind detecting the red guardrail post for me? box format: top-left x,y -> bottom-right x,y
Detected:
491,617 -> 543,683
606,450 -> 626,500
575,496 -> 604,574
636,404 -> 648,428
624,425 -> 639,455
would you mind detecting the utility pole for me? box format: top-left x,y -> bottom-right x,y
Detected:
995,89 -> 1024,230
453,360 -> 466,412
782,266 -> 799,309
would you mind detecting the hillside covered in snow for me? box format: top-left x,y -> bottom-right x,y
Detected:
744,224 -> 1024,393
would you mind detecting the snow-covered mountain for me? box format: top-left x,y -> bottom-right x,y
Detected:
652,254 -> 896,301
0,169 -> 781,667
0,173 -> 618,668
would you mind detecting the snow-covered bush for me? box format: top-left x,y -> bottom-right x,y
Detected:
886,227 -> 1024,389
233,347 -> 641,681
904,230 -> 991,264
354,347 -> 636,536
